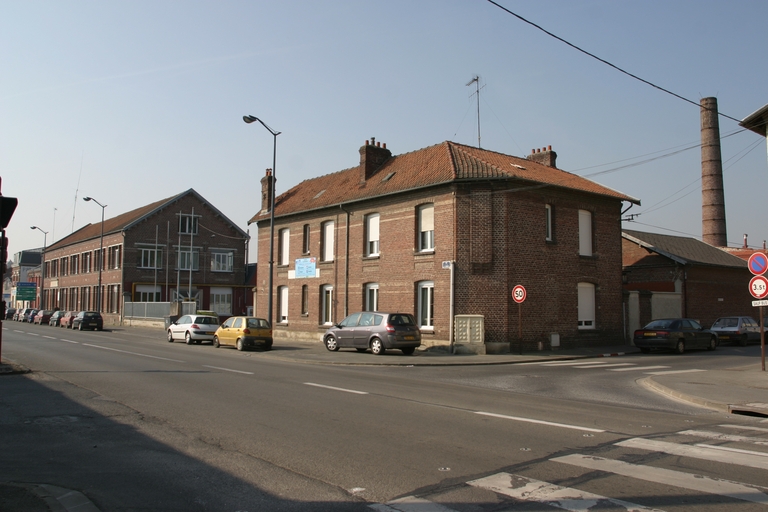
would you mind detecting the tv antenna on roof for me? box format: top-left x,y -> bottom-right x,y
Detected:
466,75 -> 485,148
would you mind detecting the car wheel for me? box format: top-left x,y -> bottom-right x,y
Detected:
640,347 -> 651,354
675,340 -> 685,354
213,336 -> 220,348
740,334 -> 748,347
401,347 -> 415,355
185,332 -> 193,345
167,330 -> 174,342
708,336 -> 717,351
370,338 -> 385,355
236,338 -> 245,351
324,335 -> 339,352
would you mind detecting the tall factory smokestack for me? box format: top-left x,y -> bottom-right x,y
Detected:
701,97 -> 727,247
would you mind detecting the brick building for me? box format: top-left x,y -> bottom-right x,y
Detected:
250,140 -> 639,351
42,189 -> 251,325
622,229 -> 752,336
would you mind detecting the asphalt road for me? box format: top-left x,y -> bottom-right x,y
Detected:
2,323 -> 767,511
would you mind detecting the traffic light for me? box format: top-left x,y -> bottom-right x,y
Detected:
0,196 -> 17,229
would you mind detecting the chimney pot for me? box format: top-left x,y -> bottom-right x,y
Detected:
547,145 -> 552,151
365,140 -> 369,146
383,143 -> 386,149
744,234 -> 748,249
371,137 -> 376,145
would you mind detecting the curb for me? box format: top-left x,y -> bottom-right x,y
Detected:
637,376 -> 728,413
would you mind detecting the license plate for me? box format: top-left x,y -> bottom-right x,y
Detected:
644,332 -> 656,337
404,336 -> 415,340
719,335 -> 730,339
205,331 -> 216,335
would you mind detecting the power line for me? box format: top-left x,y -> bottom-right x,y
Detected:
486,0 -> 744,124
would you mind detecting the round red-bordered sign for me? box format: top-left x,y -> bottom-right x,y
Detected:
512,284 -> 527,304
748,252 -> 768,276
750,275 -> 768,299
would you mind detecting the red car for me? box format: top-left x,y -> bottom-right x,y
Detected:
60,311 -> 80,329
33,310 -> 54,325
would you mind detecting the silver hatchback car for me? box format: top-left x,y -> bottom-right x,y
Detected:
323,312 -> 422,355
710,316 -> 762,346
167,314 -> 220,344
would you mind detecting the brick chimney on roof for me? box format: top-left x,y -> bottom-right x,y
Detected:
526,145 -> 557,168
359,137 -> 391,184
260,168 -> 274,213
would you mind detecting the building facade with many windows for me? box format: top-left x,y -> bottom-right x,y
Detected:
42,189 -> 251,325
250,140 -> 639,351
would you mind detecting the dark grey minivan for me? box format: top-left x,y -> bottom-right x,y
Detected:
323,312 -> 422,355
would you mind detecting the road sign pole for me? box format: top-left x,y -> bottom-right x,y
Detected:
518,302 -> 523,355
762,306 -> 766,372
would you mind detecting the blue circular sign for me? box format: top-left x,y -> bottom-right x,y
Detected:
748,253 -> 768,276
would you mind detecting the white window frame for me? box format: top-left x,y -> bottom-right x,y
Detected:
366,213 -> 380,257
211,251 -> 234,272
321,221 -> 334,262
178,249 -> 199,271
179,214 -> 198,235
417,280 -> 434,330
321,284 -> 333,325
277,286 -> 288,323
365,283 -> 379,312
140,248 -> 162,269
418,204 -> 435,252
278,228 -> 290,266
211,287 -> 233,316
578,282 -> 596,330
578,209 -> 593,256
136,284 -> 160,302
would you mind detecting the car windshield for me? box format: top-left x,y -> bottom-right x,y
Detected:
196,316 -> 219,325
712,318 -> 739,328
644,319 -> 676,329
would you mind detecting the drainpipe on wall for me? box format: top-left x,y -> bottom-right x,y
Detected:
339,205 -> 351,319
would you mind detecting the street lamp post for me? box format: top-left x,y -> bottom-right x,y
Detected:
83,197 -> 106,314
30,226 -> 48,309
243,115 -> 280,327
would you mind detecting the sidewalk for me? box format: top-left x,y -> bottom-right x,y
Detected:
2,326 -> 767,512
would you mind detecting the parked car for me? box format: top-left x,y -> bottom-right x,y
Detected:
634,318 -> 717,354
60,311 -> 78,328
323,312 -> 422,355
24,309 -> 38,323
71,311 -> 103,331
213,316 -> 272,351
167,314 -> 220,344
14,308 -> 29,321
33,310 -> 54,325
710,316 -> 761,346
5,307 -> 16,320
49,310 -> 65,326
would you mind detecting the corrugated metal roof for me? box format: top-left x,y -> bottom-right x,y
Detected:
623,229 -> 747,268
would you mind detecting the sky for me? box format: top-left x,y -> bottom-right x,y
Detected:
2,0 -> 767,264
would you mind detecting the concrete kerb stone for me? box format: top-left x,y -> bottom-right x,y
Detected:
637,376 -> 728,413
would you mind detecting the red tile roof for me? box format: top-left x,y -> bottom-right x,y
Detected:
249,141 -> 640,223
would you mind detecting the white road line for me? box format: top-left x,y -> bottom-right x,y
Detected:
616,438 -> 768,470
539,360 -> 611,367
695,444 -> 768,458
609,365 -> 670,372
42,335 -> 57,340
304,382 -> 368,395
474,411 -> 605,433
468,472 -> 663,511
645,369 -> 707,375
720,424 -> 768,433
202,365 -> 254,375
575,363 -> 636,369
679,429 -> 768,446
60,339 -> 79,344
369,496 -> 458,511
553,454 -> 768,505
81,343 -> 185,363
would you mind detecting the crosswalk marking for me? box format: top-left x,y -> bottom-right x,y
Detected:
538,360 -> 611,366
644,369 -> 707,375
616,438 -> 768,470
679,429 -> 768,446
609,365 -> 670,372
468,472 -> 664,511
695,443 -> 768,458
552,454 -> 768,505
